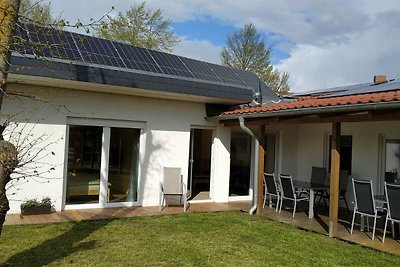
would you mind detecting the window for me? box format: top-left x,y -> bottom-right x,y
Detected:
385,139 -> 400,183
66,124 -> 141,205
329,135 -> 352,174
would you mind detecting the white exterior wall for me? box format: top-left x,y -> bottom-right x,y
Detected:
273,121 -> 400,207
3,84 -> 232,213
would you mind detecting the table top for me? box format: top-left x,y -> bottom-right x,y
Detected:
293,180 -> 329,191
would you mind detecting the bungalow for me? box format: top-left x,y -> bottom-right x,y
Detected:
4,22 -> 400,237
4,21 -> 277,213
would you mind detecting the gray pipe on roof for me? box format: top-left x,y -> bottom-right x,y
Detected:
215,101 -> 400,121
238,116 -> 258,215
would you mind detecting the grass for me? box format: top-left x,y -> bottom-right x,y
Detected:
0,211 -> 399,266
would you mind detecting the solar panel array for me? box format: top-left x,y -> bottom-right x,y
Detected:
12,21 -> 259,90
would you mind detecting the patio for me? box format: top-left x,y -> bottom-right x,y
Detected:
264,202 -> 400,256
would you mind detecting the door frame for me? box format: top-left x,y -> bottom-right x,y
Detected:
188,125 -> 216,203
62,117 -> 146,210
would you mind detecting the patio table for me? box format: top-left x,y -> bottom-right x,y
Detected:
293,180 -> 329,219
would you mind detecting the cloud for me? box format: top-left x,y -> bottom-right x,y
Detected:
277,8 -> 400,92
173,39 -> 222,64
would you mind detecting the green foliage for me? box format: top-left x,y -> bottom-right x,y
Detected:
20,197 -> 52,208
94,2 -> 179,52
19,0 -> 62,27
1,212 -> 399,266
221,23 -> 290,92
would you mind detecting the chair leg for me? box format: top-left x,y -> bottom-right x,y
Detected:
383,214 -> 389,243
263,192 -> 267,208
372,214 -> 377,240
366,217 -> 370,232
293,200 -> 297,218
279,197 -> 283,213
391,221 -> 395,239
183,196 -> 187,212
350,209 -> 356,234
159,192 -> 163,211
275,195 -> 280,212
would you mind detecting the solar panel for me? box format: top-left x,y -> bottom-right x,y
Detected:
208,63 -> 247,86
147,50 -> 194,78
11,22 -> 34,55
231,68 -> 260,88
179,57 -> 222,82
13,21 -> 263,92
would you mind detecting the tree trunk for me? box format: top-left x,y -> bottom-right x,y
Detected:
0,0 -> 21,236
0,138 -> 18,236
0,0 -> 21,107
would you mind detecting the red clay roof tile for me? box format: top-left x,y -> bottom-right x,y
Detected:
221,90 -> 400,116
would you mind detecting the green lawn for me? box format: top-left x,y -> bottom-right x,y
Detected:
0,211 -> 398,266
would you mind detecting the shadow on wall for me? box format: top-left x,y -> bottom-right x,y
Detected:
137,129 -> 175,205
4,218 -> 111,266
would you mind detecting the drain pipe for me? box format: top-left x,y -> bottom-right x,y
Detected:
238,116 -> 258,215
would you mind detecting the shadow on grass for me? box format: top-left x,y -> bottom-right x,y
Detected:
4,218 -> 111,267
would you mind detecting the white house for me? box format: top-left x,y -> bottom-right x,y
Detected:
4,21 -> 400,222
4,21 -> 277,213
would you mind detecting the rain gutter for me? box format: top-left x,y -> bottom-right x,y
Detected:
238,116 -> 258,215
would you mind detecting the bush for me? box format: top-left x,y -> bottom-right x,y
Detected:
21,197 -> 53,209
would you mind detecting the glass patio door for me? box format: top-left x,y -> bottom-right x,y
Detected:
66,123 -> 141,207
107,128 -> 140,203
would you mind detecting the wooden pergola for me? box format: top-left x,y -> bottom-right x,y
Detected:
221,106 -> 400,237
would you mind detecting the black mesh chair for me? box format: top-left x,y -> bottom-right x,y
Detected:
383,182 -> 400,242
339,170 -> 350,211
350,178 -> 382,240
263,173 -> 280,212
310,166 -> 328,205
278,174 -> 309,217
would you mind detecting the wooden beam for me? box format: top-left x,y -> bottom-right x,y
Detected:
222,109 -> 400,126
257,124 -> 266,215
329,122 -> 341,237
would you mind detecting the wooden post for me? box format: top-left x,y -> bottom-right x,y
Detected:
257,125 -> 265,215
329,122 -> 341,237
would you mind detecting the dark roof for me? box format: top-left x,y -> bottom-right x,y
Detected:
11,21 -> 279,104
290,79 -> 400,98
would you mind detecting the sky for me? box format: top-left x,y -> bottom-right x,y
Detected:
48,0 -> 400,92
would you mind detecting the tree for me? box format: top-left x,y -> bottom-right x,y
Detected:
19,0 -> 56,25
221,23 -> 290,93
94,2 -> 179,52
0,0 -> 21,236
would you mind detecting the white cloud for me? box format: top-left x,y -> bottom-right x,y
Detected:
277,8 -> 400,92
173,39 -> 221,64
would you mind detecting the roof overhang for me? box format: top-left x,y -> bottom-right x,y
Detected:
211,101 -> 400,126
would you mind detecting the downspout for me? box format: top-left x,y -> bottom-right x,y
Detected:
238,116 -> 258,215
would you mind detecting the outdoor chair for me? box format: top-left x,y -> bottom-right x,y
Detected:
339,170 -> 350,212
318,170 -> 350,211
383,182 -> 400,242
278,174 -> 309,217
263,173 -> 281,212
350,178 -> 383,240
310,166 -> 328,205
159,167 -> 188,212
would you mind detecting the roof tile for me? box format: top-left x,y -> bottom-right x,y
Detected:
221,90 -> 400,116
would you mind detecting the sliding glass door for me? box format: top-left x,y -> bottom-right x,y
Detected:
66,123 -> 141,207
108,128 -> 140,203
